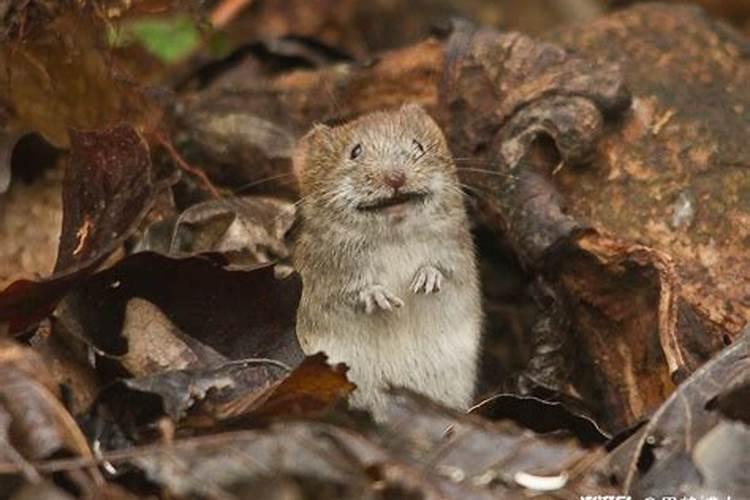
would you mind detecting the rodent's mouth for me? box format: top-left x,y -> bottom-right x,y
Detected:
356,191 -> 429,212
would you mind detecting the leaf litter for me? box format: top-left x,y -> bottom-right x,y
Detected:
0,1 -> 748,498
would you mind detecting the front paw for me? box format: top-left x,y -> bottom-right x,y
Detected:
411,265 -> 444,294
358,284 -> 404,314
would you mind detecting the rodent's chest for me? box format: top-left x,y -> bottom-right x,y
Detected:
360,241 -> 429,289
358,239 -> 460,301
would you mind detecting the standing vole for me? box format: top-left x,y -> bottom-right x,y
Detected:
292,104 -> 482,419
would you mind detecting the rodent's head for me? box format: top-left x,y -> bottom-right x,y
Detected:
294,104 -> 463,231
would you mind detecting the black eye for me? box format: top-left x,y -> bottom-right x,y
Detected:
350,143 -> 363,160
412,139 -> 425,157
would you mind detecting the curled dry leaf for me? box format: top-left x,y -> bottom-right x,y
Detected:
138,196 -> 296,267
539,233 -> 684,429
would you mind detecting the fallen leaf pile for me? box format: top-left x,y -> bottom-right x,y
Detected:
0,1 -> 747,498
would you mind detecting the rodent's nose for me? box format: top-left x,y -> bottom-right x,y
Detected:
383,170 -> 406,190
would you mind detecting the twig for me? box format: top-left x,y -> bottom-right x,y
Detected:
222,357 -> 293,372
0,430 -> 265,475
210,0 -> 255,29
153,132 -> 221,198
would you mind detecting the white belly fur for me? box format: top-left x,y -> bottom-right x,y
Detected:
297,240 -> 481,420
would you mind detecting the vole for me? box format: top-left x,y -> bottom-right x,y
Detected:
292,104 -> 482,419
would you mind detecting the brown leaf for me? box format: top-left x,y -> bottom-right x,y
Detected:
223,353 -> 355,420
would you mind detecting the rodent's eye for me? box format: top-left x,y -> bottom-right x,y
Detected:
350,143 -> 363,160
412,139 -> 425,158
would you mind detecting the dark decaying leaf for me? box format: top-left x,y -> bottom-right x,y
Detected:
601,326 -> 750,497
0,124 -> 160,333
55,252 -> 303,364
56,126 -> 154,272
176,36 -> 354,92
129,423 -> 459,499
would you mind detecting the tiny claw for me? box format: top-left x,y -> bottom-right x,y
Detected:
411,266 -> 444,295
359,284 -> 403,313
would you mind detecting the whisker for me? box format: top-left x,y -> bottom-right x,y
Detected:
232,172 -> 296,194
456,182 -> 505,210
456,167 -> 518,181
452,156 -> 501,161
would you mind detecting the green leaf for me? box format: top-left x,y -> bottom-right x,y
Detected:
111,15 -> 200,63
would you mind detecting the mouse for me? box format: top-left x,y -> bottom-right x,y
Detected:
291,103 -> 482,420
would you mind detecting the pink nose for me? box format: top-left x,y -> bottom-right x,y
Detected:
384,170 -> 406,190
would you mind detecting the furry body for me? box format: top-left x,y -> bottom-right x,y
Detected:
292,105 -> 482,419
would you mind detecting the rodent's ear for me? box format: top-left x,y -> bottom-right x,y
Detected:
400,102 -> 445,139
293,123 -> 332,181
